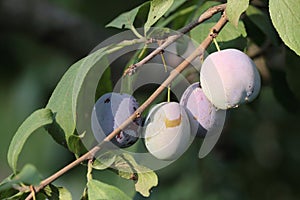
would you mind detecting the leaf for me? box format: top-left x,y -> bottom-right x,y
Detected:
246,5 -> 279,45
190,1 -> 247,52
92,151 -> 117,170
87,179 -> 131,200
0,175 -> 19,198
68,132 -> 87,157
134,169 -> 158,197
46,61 -> 80,147
144,0 -> 174,34
112,153 -> 158,197
164,0 -> 187,16
43,184 -> 72,200
1,191 -> 24,200
46,47 -> 109,154
269,0 -> 300,56
0,164 -> 42,192
226,0 -> 249,27
72,48 -> 108,125
14,164 -> 42,186
7,109 -> 53,172
106,2 -> 150,29
95,66 -> 113,100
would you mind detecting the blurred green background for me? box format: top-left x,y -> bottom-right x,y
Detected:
1,0 -> 300,199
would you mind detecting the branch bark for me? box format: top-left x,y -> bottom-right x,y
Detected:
124,3 -> 226,75
25,6 -> 228,200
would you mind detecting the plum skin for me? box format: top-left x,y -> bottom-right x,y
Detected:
91,92 -> 142,148
180,82 -> 226,137
200,49 -> 261,109
143,102 -> 191,161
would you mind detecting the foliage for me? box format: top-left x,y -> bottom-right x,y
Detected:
2,0 -> 300,199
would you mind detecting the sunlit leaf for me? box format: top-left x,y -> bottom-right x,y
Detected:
144,0 -> 174,34
112,153 -> 158,197
92,151 -> 117,170
226,0 -> 249,27
190,1 -> 247,52
106,2 -> 150,29
269,0 -> 300,56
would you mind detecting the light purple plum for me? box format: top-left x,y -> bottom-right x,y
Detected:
180,82 -> 226,137
91,92 -> 142,148
200,49 -> 261,109
143,102 -> 191,161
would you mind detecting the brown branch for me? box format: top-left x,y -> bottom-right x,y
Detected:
25,9 -> 228,200
123,3 -> 226,75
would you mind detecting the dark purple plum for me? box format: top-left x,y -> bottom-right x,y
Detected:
91,92 -> 141,148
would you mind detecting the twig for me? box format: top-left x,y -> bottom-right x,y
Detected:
123,3 -> 226,75
25,9 -> 228,200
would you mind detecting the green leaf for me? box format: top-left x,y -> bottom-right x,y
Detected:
7,109 -> 53,172
46,47 -> 109,154
190,1 -> 247,52
46,61 -> 80,147
87,179 -> 131,200
269,0 -> 300,56
0,175 -> 19,198
72,48 -> 108,124
144,0 -> 174,34
95,67 -> 113,100
246,5 -> 279,45
106,2 -> 150,29
164,0 -> 187,16
43,184 -> 72,200
0,164 -> 42,192
92,151 -> 116,170
14,164 -> 42,186
226,0 -> 249,27
68,132 -> 87,157
112,153 -> 158,197
1,191 -> 24,200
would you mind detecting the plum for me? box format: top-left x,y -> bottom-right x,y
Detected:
143,102 -> 191,161
91,92 -> 142,148
200,49 -> 261,109
180,82 -> 226,137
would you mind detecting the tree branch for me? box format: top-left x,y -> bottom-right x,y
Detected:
25,7 -> 228,200
123,3 -> 226,75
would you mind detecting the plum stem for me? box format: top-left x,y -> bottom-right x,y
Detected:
87,159 -> 93,182
213,38 -> 221,52
24,5 -> 228,200
167,84 -> 171,102
159,51 -> 171,102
